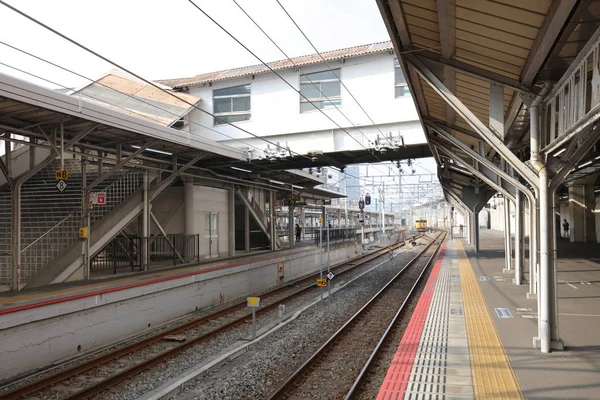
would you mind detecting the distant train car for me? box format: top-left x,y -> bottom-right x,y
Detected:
415,218 -> 428,233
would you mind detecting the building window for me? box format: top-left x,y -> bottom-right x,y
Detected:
300,69 -> 341,113
394,59 -> 409,97
213,84 -> 251,125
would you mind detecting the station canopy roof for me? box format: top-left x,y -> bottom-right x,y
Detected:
376,0 -> 600,198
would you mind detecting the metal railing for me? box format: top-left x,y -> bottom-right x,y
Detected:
313,228 -> 358,244
543,27 -> 600,146
18,171 -> 144,283
91,234 -> 200,273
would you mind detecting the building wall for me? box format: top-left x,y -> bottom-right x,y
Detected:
185,52 -> 422,152
192,186 -> 230,258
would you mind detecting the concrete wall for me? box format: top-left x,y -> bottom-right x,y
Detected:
0,243 -> 358,381
185,52 -> 423,152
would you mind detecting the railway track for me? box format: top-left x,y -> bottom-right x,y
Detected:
0,231 -> 419,400
267,231 -> 445,400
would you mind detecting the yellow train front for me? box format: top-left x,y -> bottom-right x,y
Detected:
415,218 -> 428,233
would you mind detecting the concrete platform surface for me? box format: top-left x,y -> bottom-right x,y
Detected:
466,229 -> 600,400
377,231 -> 600,400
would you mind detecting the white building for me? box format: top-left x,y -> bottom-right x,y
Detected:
159,41 -> 424,161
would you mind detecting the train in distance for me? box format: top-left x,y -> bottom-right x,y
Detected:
415,218 -> 428,233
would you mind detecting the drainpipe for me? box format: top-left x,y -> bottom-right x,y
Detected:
530,81 -> 552,353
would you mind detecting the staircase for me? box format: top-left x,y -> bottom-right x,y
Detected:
0,159 -> 144,286
235,187 -> 283,249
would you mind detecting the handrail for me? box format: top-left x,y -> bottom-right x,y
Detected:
20,213 -> 76,253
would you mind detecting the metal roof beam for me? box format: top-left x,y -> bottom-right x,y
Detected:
414,52 -> 535,94
407,54 -> 539,188
521,0 -> 579,86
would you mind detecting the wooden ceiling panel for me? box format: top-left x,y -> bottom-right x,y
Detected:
456,7 -> 539,39
455,29 -> 530,58
493,0 -> 551,15
455,40 -> 526,67
403,3 -> 439,23
456,20 -> 535,49
457,0 -> 546,27
404,14 -> 439,32
456,53 -> 520,79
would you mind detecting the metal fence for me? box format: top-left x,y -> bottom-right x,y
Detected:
91,234 -> 200,274
20,172 -> 144,282
313,228 -> 358,244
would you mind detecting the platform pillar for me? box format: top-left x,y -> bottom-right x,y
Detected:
472,208 -> 479,253
10,185 -> 21,291
142,170 -> 149,270
228,187 -> 235,257
81,156 -> 90,279
503,197 -> 512,272
514,189 -> 525,285
244,206 -> 250,253
269,191 -> 276,251
184,179 -> 194,235
288,206 -> 294,248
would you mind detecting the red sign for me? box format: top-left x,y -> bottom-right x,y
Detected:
96,192 -> 106,205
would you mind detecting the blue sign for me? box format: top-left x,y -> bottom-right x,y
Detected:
479,276 -> 490,281
495,308 -> 513,318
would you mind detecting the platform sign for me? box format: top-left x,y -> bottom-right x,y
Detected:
479,276 -> 490,281
90,192 -> 107,205
55,170 -> 68,180
494,308 -> 513,318
246,297 -> 260,308
56,180 -> 68,193
326,271 -> 335,280
317,279 -> 327,287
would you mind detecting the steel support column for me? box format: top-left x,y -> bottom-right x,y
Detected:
228,187 -> 235,257
288,206 -> 294,248
515,188 -> 525,285
10,186 -> 20,291
504,196 -> 513,272
244,206 -> 250,253
269,191 -> 276,251
142,170 -> 149,270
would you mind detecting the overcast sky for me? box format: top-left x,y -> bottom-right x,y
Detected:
0,0 -> 440,196
0,0 -> 390,88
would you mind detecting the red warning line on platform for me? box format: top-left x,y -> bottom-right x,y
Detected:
376,242 -> 446,400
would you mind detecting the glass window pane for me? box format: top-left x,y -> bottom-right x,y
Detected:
214,84 -> 251,97
301,69 -> 340,83
321,81 -> 341,98
300,101 -> 317,113
323,99 -> 341,109
232,96 -> 250,112
215,114 -> 250,125
213,98 -> 231,114
300,83 -> 321,99
395,86 -> 410,97
395,68 -> 406,84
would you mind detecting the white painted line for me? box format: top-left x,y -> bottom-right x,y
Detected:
565,282 -> 579,290
560,313 -> 600,317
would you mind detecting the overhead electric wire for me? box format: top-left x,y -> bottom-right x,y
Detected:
275,0 -> 397,150
184,0 -> 396,168
230,0 -> 392,178
0,40 -> 270,158
0,0 -> 384,187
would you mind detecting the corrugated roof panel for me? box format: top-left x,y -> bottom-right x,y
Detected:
403,3 -> 439,23
75,73 -> 201,126
455,29 -> 531,59
493,0 -> 551,15
456,19 -> 535,49
405,14 -> 439,32
456,7 -> 540,39
455,51 -> 521,78
457,0 -> 546,26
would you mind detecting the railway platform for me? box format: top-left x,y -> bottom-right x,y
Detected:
378,230 -> 600,400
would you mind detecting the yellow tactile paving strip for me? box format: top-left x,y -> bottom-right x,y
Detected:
456,241 -> 524,400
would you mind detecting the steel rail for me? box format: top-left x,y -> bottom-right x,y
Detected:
266,231 -> 444,400
345,233 -> 446,399
1,230 -> 415,400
